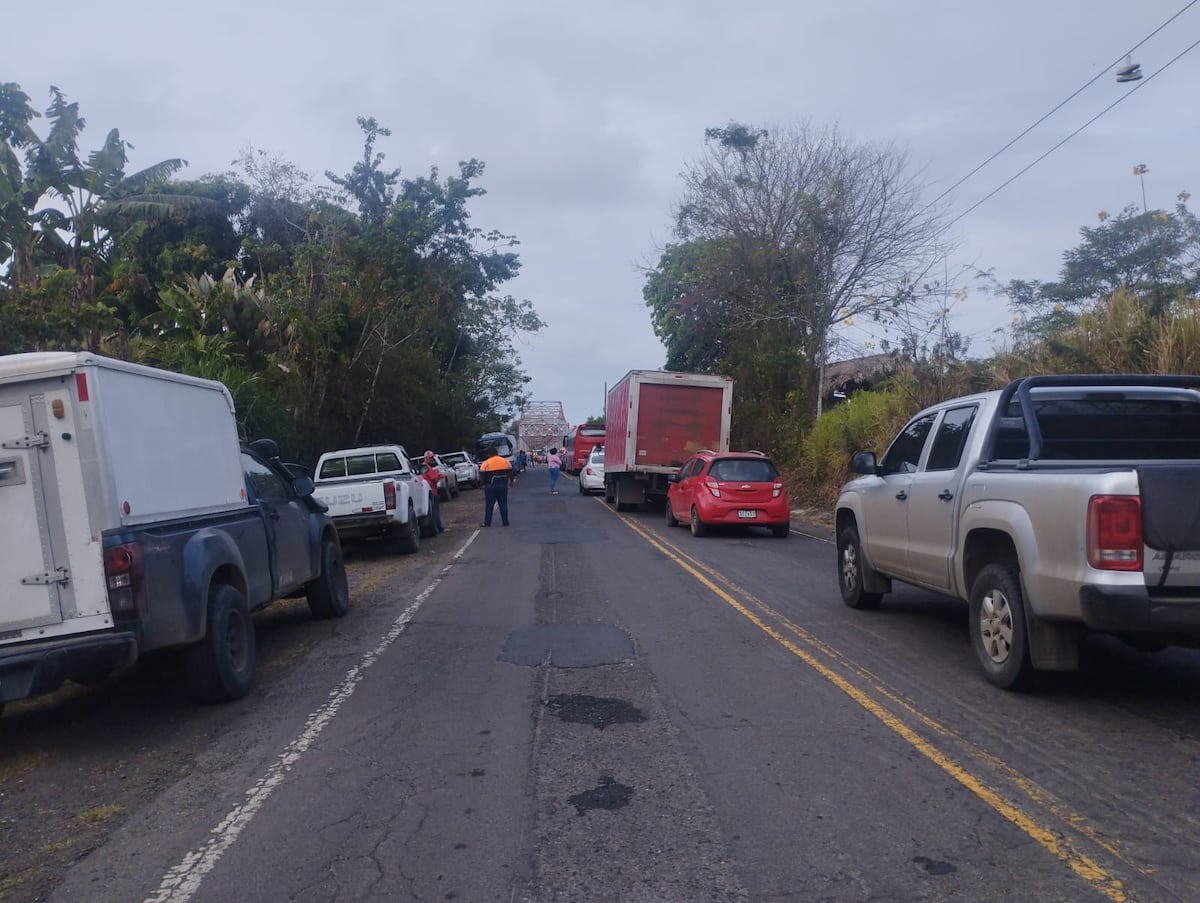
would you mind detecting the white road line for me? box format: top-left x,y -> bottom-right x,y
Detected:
147,533 -> 478,903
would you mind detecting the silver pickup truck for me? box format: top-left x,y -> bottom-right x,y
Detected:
834,374 -> 1200,690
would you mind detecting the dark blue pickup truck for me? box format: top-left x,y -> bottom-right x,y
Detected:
1,353 -> 352,712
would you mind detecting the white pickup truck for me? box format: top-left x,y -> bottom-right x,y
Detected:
312,445 -> 436,553
835,374 -> 1200,690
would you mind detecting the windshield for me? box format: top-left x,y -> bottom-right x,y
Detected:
708,458 -> 778,482
442,452 -> 468,464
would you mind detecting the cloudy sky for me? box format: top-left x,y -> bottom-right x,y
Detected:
9,0 -> 1200,427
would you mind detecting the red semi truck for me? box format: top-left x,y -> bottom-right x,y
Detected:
603,370 -> 734,510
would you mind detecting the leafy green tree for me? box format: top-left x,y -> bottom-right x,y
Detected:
1003,198 -> 1198,336
650,121 -> 949,431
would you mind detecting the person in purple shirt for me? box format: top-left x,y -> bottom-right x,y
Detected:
547,447 -> 563,494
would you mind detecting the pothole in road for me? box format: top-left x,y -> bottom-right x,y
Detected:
568,775 -> 634,815
544,694 -> 646,730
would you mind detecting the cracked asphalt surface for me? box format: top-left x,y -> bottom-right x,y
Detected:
4,472 -> 1200,901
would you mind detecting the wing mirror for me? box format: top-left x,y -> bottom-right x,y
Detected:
850,452 -> 878,475
292,476 -> 315,497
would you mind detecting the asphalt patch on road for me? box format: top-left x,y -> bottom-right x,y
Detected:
567,775 -> 634,815
498,624 -> 634,667
544,694 -> 646,730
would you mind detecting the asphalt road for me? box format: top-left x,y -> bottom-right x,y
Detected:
5,472 -> 1200,902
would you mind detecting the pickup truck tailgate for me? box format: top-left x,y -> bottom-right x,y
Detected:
1138,464 -> 1200,587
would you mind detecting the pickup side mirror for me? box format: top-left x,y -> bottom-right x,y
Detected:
850,451 -> 878,475
293,476 -> 315,497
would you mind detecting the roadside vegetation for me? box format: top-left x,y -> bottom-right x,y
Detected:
644,123 -> 1200,511
4,89 -> 1199,498
0,84 -> 543,466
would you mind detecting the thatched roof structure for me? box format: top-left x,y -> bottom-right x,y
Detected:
822,352 -> 899,398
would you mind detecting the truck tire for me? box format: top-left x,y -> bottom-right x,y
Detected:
665,501 -> 679,527
969,563 -> 1035,690
604,479 -> 615,504
689,506 -> 708,537
185,584 -> 256,702
837,526 -> 883,610
398,502 -> 421,553
307,538 -> 351,619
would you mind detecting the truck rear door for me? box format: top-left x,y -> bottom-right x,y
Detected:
0,392 -> 76,630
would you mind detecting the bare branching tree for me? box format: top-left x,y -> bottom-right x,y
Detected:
670,121 -> 951,416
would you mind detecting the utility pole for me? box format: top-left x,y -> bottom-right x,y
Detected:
1133,163 -> 1149,213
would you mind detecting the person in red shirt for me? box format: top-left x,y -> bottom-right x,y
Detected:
421,451 -> 446,533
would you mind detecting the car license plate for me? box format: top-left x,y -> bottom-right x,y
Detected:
737,509 -> 757,519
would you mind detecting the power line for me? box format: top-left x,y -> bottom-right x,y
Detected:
925,0 -> 1199,214
944,34 -> 1200,232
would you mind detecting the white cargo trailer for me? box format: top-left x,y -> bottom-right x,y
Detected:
0,352 -> 248,656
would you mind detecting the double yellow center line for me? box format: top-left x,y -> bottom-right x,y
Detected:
612,509 -> 1147,903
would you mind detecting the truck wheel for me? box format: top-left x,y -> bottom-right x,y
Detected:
307,538 -> 351,619
398,502 -> 421,553
604,480 -> 615,504
689,506 -> 708,537
969,563 -> 1035,690
186,584 -> 256,702
665,502 -> 679,527
837,526 -> 883,610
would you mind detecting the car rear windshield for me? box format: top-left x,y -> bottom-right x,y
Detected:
708,458 -> 778,482
590,450 -> 605,462
442,453 -> 467,464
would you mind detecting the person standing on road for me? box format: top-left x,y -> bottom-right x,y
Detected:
547,447 -> 563,494
517,448 -> 527,472
479,447 -> 514,526
421,451 -> 446,533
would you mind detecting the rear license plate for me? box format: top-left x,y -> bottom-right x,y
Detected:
737,509 -> 757,519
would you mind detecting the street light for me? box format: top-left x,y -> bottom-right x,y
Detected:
1133,163 -> 1149,212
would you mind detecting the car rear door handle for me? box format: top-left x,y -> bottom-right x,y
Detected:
938,490 -> 954,501
895,490 -> 908,501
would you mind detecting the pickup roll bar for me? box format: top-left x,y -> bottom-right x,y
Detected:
982,374 -> 1200,464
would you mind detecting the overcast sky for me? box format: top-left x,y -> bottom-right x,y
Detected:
9,1 -> 1200,428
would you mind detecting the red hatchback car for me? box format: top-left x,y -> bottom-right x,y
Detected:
665,450 -> 790,538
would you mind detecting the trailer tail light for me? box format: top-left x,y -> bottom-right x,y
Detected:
1087,495 -> 1142,571
383,480 -> 397,510
103,542 -> 145,618
772,481 -> 783,498
705,478 -> 721,498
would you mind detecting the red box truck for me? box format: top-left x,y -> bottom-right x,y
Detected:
603,370 -> 733,510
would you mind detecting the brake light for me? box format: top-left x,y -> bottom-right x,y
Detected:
103,542 -> 145,618
772,481 -> 783,498
1087,495 -> 1142,571
384,480 -> 397,510
705,478 -> 721,498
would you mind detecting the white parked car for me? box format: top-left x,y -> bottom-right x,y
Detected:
439,450 -> 480,489
578,445 -> 605,494
430,454 -> 461,500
